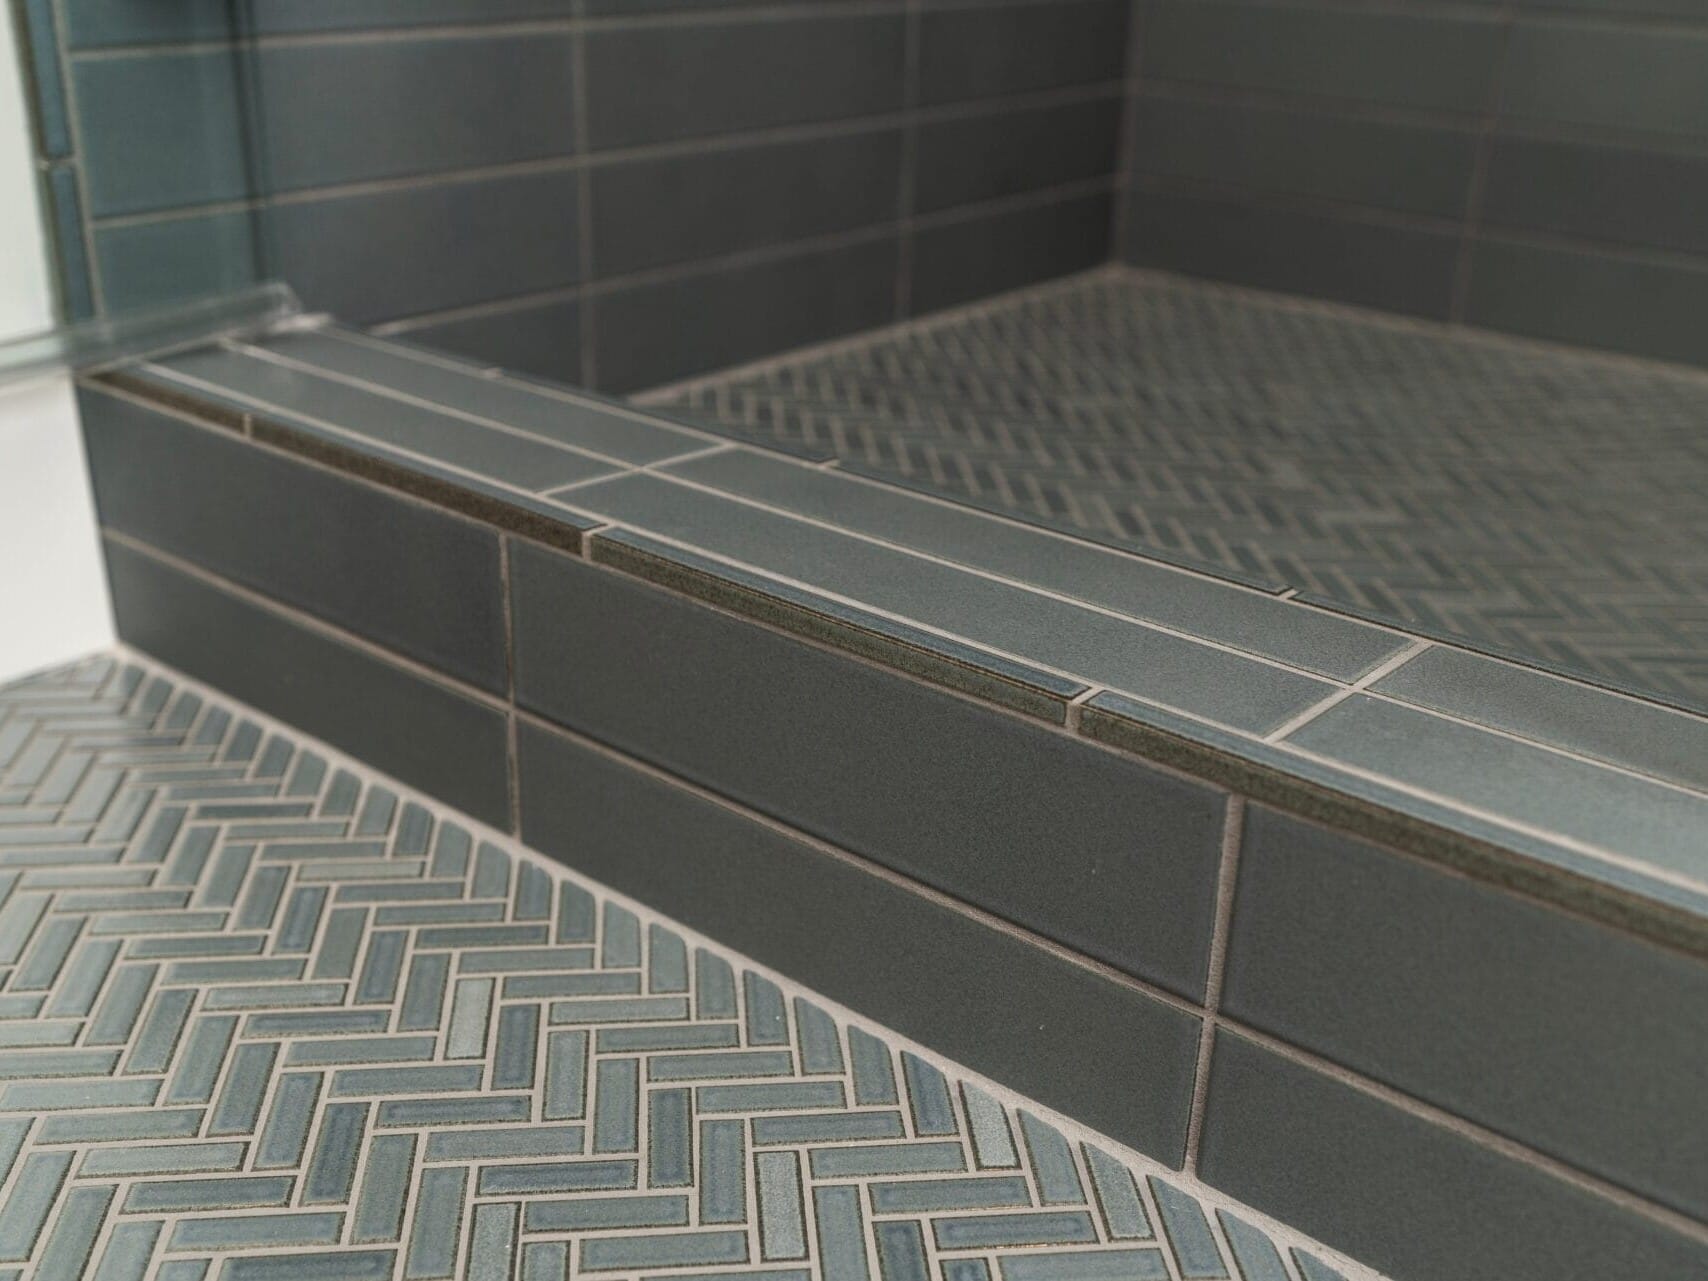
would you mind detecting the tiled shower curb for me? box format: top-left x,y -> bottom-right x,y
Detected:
71,329 -> 1708,1280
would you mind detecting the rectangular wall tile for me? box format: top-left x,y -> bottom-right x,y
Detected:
589,129 -> 903,280
592,238 -> 899,394
80,386 -> 508,693
252,37 -> 576,192
516,717 -> 1201,1162
510,544 -> 1225,999
917,0 -> 1128,106
584,14 -> 907,150
1124,187 -> 1460,320
93,212 -> 259,316
102,538 -> 510,827
1503,19 -> 1708,140
1224,807 -> 1708,1220
390,300 -> 583,387
263,171 -> 583,324
1480,135 -> 1708,259
1139,0 -> 1504,114
911,192 -> 1112,315
915,96 -> 1121,215
1128,94 -> 1477,221
1465,235 -> 1708,367
71,50 -> 250,217
1198,1032 -> 1708,1281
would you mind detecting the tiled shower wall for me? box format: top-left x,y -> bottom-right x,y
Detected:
1119,0 -> 1708,368
14,0 -> 1125,390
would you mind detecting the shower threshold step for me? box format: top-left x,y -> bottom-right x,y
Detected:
68,320 -> 1708,1280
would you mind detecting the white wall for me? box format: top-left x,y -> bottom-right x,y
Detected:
0,12 -> 113,681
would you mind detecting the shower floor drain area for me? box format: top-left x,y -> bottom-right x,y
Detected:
0,655 -> 1371,1281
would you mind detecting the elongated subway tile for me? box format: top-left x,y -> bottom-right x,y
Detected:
659,449 -> 1402,681
513,546 -> 1225,1000
258,330 -> 711,465
150,348 -> 617,494
558,479 -> 1334,736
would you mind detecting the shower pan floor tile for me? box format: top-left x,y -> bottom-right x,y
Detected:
0,654 -> 1371,1281
644,267 -> 1708,712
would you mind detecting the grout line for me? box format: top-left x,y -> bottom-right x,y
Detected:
1449,0 -> 1519,322
46,0 -> 106,316
892,0 -> 924,321
499,535 -> 521,840
569,0 -> 600,391
1107,0 -> 1145,263
1263,640 -> 1433,744
1183,795 -> 1244,1176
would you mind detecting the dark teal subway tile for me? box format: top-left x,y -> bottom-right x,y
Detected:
1481,135 -> 1708,260
1373,645 -> 1708,792
915,96 -> 1121,216
513,543 -> 1224,998
590,128 -> 903,280
389,298 -> 583,389
584,14 -> 906,150
1224,807 -> 1708,1220
917,0 -> 1127,107
1129,93 -> 1477,221
103,539 -> 511,829
1080,689 -> 1708,939
659,448 -> 1405,681
1124,187 -> 1459,320
60,0 -> 231,47
1199,1032 -> 1708,1281
588,527 -> 1087,724
80,386 -> 510,694
18,0 -> 73,157
1284,694 -> 1708,885
1503,19 -> 1708,140
1465,236 -> 1708,368
517,719 -> 1200,1163
262,170 -> 583,325
44,166 -> 95,320
93,212 -> 259,316
255,329 -> 709,464
593,237 -> 899,394
251,37 -> 575,194
72,51 -> 250,217
560,473 -> 1333,736
151,345 -> 616,491
1139,0 -> 1503,113
911,193 -> 1112,316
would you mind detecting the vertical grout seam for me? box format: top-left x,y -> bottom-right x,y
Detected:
1182,794 -> 1245,1175
893,0 -> 925,321
1450,0 -> 1519,323
569,0 -> 600,390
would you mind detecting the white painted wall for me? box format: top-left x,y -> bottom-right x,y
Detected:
0,12 -> 113,682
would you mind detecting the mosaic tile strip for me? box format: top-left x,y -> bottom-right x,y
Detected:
0,654 -> 1373,1281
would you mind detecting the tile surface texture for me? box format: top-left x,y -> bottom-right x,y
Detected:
0,654 -> 1367,1281
651,268 -> 1708,713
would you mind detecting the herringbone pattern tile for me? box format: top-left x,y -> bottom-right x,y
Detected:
653,268 -> 1708,708
0,655 -> 1365,1281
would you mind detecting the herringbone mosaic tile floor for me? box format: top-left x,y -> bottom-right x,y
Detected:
0,654 -> 1369,1281
651,268 -> 1708,709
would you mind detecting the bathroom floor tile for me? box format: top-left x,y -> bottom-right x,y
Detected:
0,653 -> 1371,1281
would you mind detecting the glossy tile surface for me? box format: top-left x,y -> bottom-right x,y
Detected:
0,655 -> 1365,1281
